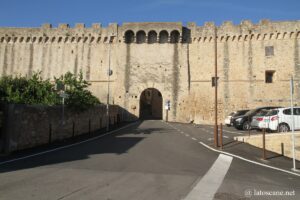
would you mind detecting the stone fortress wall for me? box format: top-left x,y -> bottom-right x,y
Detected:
0,20 -> 299,124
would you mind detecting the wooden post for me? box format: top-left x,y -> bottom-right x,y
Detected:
262,128 -> 266,159
220,123 -> 223,149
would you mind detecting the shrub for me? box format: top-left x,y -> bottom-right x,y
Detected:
0,72 -> 59,105
54,71 -> 100,111
0,71 -> 100,111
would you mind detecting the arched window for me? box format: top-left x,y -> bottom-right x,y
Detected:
159,30 -> 168,43
170,30 -> 180,43
148,30 -> 157,44
124,30 -> 134,43
136,30 -> 146,44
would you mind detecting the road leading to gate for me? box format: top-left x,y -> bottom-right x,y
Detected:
1,120 -> 299,200
0,120 -> 220,200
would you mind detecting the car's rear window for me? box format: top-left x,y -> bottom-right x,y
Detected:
234,110 -> 249,117
256,110 -> 268,116
229,112 -> 235,116
266,109 -> 279,116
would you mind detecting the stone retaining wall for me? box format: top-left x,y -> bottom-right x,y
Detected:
234,132 -> 300,161
0,104 -> 126,153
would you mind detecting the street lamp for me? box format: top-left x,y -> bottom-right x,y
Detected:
214,25 -> 219,147
106,38 -> 113,132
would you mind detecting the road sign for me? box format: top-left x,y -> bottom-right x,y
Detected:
60,92 -> 69,99
165,100 -> 170,110
56,82 -> 65,91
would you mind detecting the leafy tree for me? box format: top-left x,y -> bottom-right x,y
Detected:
0,72 -> 59,105
54,71 -> 100,111
0,71 -> 100,111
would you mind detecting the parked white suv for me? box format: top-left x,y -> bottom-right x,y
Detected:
265,107 -> 300,132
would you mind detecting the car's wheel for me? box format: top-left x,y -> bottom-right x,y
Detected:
242,121 -> 251,130
278,123 -> 289,133
226,124 -> 231,127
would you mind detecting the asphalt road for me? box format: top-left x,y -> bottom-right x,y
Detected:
0,120 -> 299,200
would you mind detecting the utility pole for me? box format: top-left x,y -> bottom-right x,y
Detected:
214,25 -> 219,147
290,76 -> 297,171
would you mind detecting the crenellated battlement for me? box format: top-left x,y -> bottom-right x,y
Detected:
0,23 -> 117,44
0,20 -> 299,44
191,19 -> 300,43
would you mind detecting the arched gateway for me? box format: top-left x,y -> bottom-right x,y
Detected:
139,88 -> 163,119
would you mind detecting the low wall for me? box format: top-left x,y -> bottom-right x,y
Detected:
0,104 -> 127,153
234,132 -> 300,161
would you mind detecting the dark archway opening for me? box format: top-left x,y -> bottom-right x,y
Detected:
170,30 -> 180,43
159,30 -> 169,44
136,30 -> 146,44
148,30 -> 157,44
124,30 -> 134,43
139,88 -> 163,120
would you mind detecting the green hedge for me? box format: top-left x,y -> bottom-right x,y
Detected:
0,71 -> 100,111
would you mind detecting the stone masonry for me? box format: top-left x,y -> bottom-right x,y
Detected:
0,20 -> 300,123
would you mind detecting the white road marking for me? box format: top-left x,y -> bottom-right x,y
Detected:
208,138 -> 214,141
184,154 -> 233,200
223,130 -> 243,135
0,122 -> 139,166
191,137 -> 197,141
198,142 -> 300,177
223,135 -> 229,138
181,131 -> 185,134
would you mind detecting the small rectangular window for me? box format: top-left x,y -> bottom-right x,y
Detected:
265,70 -> 275,83
211,77 -> 219,87
265,46 -> 274,56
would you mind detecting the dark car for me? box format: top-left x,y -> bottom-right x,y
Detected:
232,107 -> 281,130
229,110 -> 249,126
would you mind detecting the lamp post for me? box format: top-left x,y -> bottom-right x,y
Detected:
214,25 -> 219,147
106,39 -> 113,132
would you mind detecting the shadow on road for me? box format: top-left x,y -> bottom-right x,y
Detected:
0,120 -> 165,173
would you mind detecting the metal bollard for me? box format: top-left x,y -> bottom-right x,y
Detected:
214,125 -> 219,147
262,128 -> 266,160
219,123 -> 223,149
248,115 -> 251,136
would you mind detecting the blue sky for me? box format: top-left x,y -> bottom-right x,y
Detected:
0,0 -> 299,27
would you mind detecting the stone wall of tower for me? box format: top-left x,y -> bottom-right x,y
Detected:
0,20 -> 300,124
178,20 -> 300,124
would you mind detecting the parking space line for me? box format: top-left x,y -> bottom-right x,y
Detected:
223,130 -> 243,135
191,137 -> 197,141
